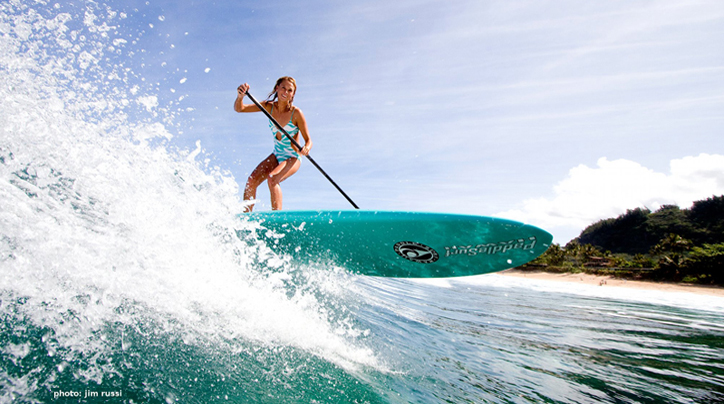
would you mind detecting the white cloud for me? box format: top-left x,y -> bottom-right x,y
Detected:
499,154 -> 724,243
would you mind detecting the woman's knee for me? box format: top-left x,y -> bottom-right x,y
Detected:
245,178 -> 258,192
247,170 -> 268,187
267,175 -> 281,188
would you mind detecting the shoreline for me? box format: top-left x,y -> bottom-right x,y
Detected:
501,269 -> 724,297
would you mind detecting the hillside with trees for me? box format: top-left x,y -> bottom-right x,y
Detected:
524,195 -> 724,285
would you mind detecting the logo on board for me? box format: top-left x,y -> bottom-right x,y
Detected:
444,236 -> 537,257
393,241 -> 440,264
394,236 -> 538,264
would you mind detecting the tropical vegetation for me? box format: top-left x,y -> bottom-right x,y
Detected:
523,195 -> 724,285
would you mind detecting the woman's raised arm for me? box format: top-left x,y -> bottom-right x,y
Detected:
234,83 -> 263,113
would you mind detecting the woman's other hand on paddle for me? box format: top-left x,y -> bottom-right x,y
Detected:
299,144 -> 311,157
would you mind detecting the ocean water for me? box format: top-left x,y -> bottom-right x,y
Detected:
2,2 -> 724,403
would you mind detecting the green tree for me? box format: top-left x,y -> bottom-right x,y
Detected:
536,243 -> 566,266
683,243 -> 724,284
579,244 -> 603,262
650,234 -> 693,281
577,207 -> 652,253
650,233 -> 693,255
688,195 -> 724,244
648,205 -> 694,242
632,254 -> 655,268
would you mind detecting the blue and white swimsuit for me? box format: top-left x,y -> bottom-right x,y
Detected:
269,104 -> 300,163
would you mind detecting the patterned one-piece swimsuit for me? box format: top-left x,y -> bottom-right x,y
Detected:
269,104 -> 300,163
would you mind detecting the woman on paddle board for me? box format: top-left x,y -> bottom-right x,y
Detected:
235,77 -> 312,212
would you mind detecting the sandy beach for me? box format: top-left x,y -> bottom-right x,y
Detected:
501,269 -> 724,297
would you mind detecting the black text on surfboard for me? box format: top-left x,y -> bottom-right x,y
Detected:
444,237 -> 538,258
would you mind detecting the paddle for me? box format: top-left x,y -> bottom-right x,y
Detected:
242,90 -> 360,209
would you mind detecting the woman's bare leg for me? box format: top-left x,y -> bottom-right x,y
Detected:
243,154 -> 277,212
268,157 -> 301,211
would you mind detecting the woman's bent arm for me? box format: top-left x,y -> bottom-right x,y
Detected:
234,83 -> 263,113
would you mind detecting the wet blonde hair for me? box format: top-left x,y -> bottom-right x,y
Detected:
266,76 -> 297,109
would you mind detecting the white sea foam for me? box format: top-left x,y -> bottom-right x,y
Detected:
461,274 -> 724,314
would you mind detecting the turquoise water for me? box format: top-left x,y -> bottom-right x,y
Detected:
357,277 -> 724,403
2,2 -> 724,403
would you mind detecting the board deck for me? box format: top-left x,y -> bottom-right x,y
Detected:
242,211 -> 553,278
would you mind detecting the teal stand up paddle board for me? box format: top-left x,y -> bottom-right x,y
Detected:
243,211 -> 552,278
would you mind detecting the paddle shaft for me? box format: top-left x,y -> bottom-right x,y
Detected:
243,91 -> 360,209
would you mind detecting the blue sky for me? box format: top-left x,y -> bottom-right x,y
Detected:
93,0 -> 724,243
